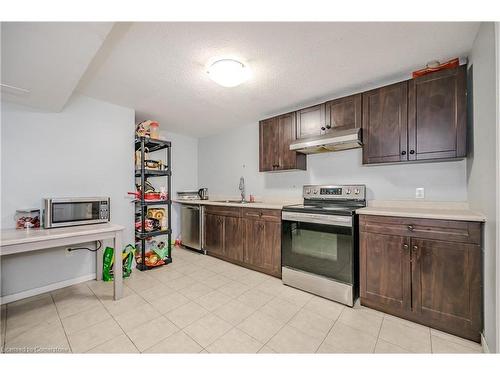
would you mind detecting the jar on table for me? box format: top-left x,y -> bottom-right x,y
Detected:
15,209 -> 41,229
149,122 -> 160,139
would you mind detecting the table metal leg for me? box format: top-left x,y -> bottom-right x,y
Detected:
96,243 -> 103,281
113,231 -> 123,300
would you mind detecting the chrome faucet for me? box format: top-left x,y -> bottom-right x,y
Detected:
239,176 -> 246,203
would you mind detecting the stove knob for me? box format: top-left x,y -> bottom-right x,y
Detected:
313,189 -> 318,195
345,189 -> 351,195
354,188 -> 360,195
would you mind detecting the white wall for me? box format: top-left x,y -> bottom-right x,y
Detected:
496,21 -> 500,355
1,94 -> 135,298
159,130 -> 198,240
198,122 -> 467,202
467,22 -> 498,352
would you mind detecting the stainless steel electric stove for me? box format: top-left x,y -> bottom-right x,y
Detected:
281,184 -> 366,306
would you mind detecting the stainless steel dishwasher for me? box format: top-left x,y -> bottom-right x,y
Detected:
180,204 -> 204,253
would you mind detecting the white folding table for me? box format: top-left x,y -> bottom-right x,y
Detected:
0,223 -> 124,302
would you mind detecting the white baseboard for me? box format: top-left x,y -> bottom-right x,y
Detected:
481,333 -> 490,353
0,274 -> 96,305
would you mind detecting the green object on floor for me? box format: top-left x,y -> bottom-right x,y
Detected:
102,247 -> 114,282
102,245 -> 135,281
122,244 -> 134,278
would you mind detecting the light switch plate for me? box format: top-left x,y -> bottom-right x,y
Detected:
415,188 -> 425,199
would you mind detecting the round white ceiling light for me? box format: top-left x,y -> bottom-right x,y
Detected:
207,59 -> 250,87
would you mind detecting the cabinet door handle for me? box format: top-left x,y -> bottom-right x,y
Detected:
409,150 -> 415,155
325,125 -> 331,129
401,150 -> 406,155
321,127 -> 326,131
403,244 -> 409,250
408,225 -> 414,231
413,245 -> 420,260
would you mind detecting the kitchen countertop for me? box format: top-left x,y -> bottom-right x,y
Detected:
173,198 -> 301,210
356,201 -> 486,222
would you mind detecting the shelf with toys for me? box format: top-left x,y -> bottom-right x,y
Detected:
133,120 -> 172,271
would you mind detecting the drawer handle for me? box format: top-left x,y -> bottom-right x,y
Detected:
408,225 -> 414,231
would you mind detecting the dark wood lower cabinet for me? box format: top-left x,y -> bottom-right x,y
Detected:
204,206 -> 281,277
360,215 -> 482,342
204,213 -> 224,256
360,232 -> 411,314
224,216 -> 244,262
411,238 -> 482,338
243,219 -> 281,277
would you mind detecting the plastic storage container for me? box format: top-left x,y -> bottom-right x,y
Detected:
15,209 -> 41,229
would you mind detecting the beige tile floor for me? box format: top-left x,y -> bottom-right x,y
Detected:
0,246 -> 484,354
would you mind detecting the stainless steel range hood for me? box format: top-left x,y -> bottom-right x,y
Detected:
289,128 -> 362,154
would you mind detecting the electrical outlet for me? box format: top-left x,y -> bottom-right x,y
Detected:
415,188 -> 425,199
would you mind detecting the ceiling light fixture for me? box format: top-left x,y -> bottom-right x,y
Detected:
207,59 -> 250,88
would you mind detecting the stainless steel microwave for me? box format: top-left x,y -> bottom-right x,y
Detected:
43,197 -> 110,228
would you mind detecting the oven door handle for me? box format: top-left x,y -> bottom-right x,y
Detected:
281,211 -> 352,227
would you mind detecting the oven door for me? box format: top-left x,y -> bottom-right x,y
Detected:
281,211 -> 354,285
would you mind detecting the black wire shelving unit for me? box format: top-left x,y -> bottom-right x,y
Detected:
135,136 -> 172,271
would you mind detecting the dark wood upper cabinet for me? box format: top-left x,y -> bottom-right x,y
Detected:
259,117 -> 279,172
325,93 -> 362,132
278,112 -> 300,170
259,113 -> 306,172
261,65 -> 468,168
296,104 -> 326,138
408,65 -> 467,160
363,66 -> 467,165
362,81 -> 408,164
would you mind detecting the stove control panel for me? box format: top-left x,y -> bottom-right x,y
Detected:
303,185 -> 366,200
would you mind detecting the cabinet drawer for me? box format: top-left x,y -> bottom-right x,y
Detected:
204,205 -> 242,218
242,208 -> 281,222
359,215 -> 481,245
